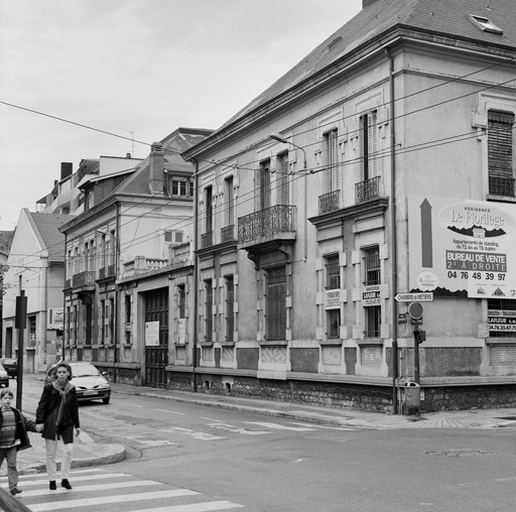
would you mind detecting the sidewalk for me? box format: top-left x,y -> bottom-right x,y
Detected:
8,381 -> 516,476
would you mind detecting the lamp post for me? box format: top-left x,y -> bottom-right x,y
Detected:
268,133 -> 309,261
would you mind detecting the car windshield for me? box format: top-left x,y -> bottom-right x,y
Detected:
71,365 -> 99,377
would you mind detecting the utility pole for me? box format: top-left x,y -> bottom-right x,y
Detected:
15,290 -> 27,411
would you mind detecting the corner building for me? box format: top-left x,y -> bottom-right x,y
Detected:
179,0 -> 516,412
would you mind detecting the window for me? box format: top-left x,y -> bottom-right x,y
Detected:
29,316 -> 36,347
364,247 -> 380,285
100,300 -> 106,342
327,310 -> 340,339
205,279 -> 213,342
325,130 -> 339,191
109,298 -> 115,342
225,276 -> 234,342
488,298 -> 516,338
361,110 -> 378,180
165,174 -> 194,198
468,15 -> 503,35
225,176 -> 234,226
325,255 -> 340,289
258,159 -> 271,210
365,306 -> 381,338
125,295 -> 131,324
266,267 -> 286,341
488,111 -> 515,197
325,255 -> 341,339
277,152 -> 289,204
205,186 -> 213,234
85,303 -> 92,345
178,284 -> 186,319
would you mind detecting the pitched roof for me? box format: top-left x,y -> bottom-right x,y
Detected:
29,212 -> 72,263
223,0 -> 516,127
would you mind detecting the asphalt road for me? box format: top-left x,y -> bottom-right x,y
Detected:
15,375 -> 516,512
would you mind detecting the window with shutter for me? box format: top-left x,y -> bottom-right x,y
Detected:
488,111 -> 515,197
362,110 -> 378,180
325,129 -> 339,191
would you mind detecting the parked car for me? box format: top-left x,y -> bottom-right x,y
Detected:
45,361 -> 111,404
0,364 -> 9,388
1,358 -> 18,378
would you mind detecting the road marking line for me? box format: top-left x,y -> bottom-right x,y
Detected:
159,426 -> 226,440
5,472 -> 132,486
207,423 -> 271,435
130,501 -> 246,512
246,421 -> 316,431
156,408 -> 187,415
30,489 -> 199,511
125,402 -> 143,408
20,479 -> 162,497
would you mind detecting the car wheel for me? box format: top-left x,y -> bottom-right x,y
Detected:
102,397 -> 110,404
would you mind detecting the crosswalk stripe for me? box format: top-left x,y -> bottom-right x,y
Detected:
3,472 -> 131,486
129,501 -> 246,512
19,479 -> 163,497
30,489 -> 200,511
245,421 -> 316,431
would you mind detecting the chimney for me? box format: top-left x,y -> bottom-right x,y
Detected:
60,162 -> 73,180
149,142 -> 164,195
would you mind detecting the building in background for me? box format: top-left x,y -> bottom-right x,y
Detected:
180,0 -> 516,411
2,210 -> 71,370
60,128 -> 212,383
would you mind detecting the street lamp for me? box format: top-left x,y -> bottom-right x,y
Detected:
268,133 -> 308,261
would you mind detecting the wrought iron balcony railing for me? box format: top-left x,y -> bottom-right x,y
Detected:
489,176 -> 515,197
72,271 -> 95,288
238,205 -> 296,244
318,189 -> 340,214
356,176 -> 381,204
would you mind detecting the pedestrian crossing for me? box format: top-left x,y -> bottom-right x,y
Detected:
0,468 -> 246,512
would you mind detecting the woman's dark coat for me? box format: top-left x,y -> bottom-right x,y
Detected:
0,407 -> 38,451
36,383 -> 80,444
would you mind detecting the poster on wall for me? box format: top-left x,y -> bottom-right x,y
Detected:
408,195 -> 516,299
145,321 -> 160,346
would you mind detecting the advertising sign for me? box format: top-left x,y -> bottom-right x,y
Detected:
145,321 -> 160,346
408,195 -> 516,299
362,285 -> 381,306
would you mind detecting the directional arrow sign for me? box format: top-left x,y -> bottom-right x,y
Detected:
395,292 -> 433,302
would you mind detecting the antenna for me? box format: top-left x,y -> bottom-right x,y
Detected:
126,131 -> 135,157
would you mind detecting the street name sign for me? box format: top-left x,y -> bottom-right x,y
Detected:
395,292 -> 433,302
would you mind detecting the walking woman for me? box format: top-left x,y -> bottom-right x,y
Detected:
36,361 -> 80,490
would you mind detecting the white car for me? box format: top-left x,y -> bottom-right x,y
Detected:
45,361 -> 111,404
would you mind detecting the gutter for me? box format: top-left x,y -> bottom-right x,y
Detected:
385,46 -> 399,414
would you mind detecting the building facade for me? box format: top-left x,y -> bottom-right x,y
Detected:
177,0 -> 516,412
60,128 -> 212,383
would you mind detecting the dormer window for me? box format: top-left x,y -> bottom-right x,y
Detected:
468,14 -> 503,35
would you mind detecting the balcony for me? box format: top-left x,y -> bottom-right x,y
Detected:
356,176 -> 381,204
120,256 -> 168,280
238,205 -> 296,251
221,225 -> 235,243
201,231 -> 213,249
169,242 -> 193,266
489,176 -> 515,197
98,265 -> 116,280
318,190 -> 340,215
72,271 -> 95,289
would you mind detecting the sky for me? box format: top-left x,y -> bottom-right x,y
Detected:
0,0 -> 362,231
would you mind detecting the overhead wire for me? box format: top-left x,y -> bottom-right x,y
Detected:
2,57 -> 516,270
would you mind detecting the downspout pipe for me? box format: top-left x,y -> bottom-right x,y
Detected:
385,46 -> 399,414
114,202 -> 120,382
192,158 -> 199,392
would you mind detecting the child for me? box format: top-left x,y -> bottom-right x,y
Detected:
0,388 -> 40,496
